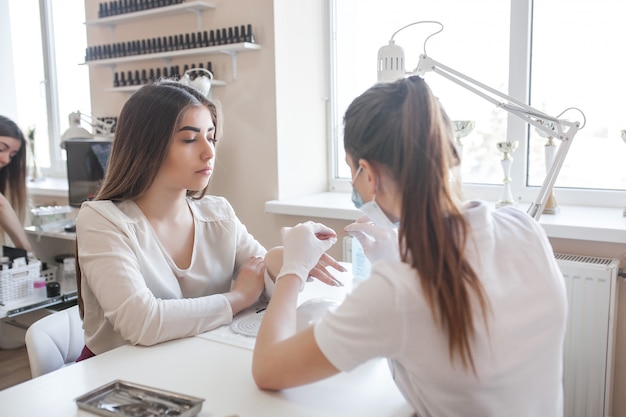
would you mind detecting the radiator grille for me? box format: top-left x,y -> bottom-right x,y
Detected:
557,253 -> 620,417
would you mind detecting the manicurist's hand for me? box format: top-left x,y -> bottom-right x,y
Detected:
264,247 -> 346,288
225,256 -> 266,315
277,222 -> 338,290
345,215 -> 399,263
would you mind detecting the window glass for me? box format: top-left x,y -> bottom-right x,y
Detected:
7,0 -> 90,174
529,0 -> 626,190
332,0 -> 511,186
331,0 -> 625,206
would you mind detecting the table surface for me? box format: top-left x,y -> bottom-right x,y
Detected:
0,267 -> 414,417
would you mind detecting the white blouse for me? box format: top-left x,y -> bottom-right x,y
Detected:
76,196 -> 268,355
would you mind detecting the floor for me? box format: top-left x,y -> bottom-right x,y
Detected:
0,345 -> 31,390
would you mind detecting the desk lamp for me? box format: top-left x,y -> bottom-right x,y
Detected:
377,21 -> 584,221
60,111 -> 114,149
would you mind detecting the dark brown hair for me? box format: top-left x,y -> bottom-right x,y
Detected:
0,116 -> 28,223
77,80 -> 222,318
343,76 -> 489,373
96,80 -> 222,202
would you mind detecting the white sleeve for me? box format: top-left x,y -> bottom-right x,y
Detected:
314,263 -> 405,371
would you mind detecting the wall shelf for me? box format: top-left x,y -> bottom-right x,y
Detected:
85,1 -> 216,28
105,79 -> 226,93
85,42 -> 260,80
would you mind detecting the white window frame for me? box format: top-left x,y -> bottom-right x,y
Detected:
327,0 -> 624,209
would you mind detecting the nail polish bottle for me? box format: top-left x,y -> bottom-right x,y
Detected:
246,24 -> 255,43
228,27 -> 234,44
202,31 -> 208,47
215,30 -> 221,45
207,61 -> 213,77
185,33 -> 190,49
221,28 -> 227,44
209,30 -> 215,46
113,72 -> 120,87
155,68 -> 162,80
141,69 -> 148,84
234,26 -> 240,43
162,67 -> 168,78
190,33 -> 196,49
178,34 -> 184,50
149,68 -> 155,82
119,71 -> 127,86
146,39 -> 152,54
127,70 -> 133,85
98,3 -> 104,18
134,70 -> 140,85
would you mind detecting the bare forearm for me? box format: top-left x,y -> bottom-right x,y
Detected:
0,201 -> 31,251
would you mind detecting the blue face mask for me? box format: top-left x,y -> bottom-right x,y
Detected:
350,166 -> 364,208
350,165 -> 398,230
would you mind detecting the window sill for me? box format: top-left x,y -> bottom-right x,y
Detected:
26,177 -> 68,198
265,192 -> 626,245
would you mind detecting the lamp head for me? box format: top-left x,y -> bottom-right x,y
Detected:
377,40 -> 406,82
60,112 -> 93,148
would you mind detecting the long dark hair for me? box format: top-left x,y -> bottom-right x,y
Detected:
343,76 -> 489,373
76,80 -> 222,318
0,116 -> 27,223
96,80 -> 222,202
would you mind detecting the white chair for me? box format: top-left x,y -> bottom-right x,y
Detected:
24,305 -> 84,378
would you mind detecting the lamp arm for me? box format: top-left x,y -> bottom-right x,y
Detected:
415,54 -> 581,221
77,112 -> 114,136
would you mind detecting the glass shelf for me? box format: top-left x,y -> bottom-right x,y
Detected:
85,1 -> 216,27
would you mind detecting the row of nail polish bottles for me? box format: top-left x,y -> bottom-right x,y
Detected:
98,0 -> 184,18
113,61 -> 215,88
85,25 -> 255,61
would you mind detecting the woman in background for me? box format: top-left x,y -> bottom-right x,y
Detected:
0,116 -> 32,252
75,80 -> 343,360
253,76 -> 567,416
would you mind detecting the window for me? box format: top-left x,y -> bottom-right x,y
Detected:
329,0 -> 625,207
3,0 -> 90,177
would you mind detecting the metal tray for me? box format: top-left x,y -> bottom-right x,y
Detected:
75,379 -> 204,417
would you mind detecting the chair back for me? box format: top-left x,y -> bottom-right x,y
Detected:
24,305 -> 83,378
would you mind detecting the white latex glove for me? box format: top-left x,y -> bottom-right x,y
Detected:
344,215 -> 400,263
277,221 -> 338,289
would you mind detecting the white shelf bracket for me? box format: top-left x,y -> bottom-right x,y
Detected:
221,51 -> 239,81
189,9 -> 203,31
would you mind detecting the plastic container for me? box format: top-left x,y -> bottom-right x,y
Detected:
62,257 -> 76,289
351,237 -> 371,284
33,279 -> 47,299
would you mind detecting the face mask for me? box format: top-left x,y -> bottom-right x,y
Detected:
350,166 -> 364,208
350,165 -> 397,230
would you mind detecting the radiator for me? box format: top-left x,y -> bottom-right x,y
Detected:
343,239 -> 621,416
557,253 -> 620,417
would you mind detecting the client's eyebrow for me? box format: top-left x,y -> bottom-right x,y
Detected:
178,125 -> 201,132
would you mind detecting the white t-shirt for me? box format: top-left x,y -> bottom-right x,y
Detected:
76,196 -> 269,354
315,201 -> 567,417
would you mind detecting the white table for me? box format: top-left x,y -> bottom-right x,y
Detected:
0,267 -> 415,417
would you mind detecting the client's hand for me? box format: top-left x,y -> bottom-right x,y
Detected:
345,215 -> 399,263
277,222 -> 338,290
227,256 -> 266,315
